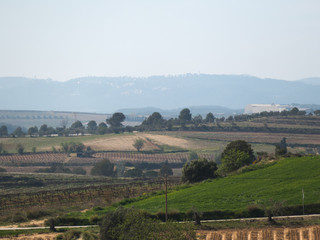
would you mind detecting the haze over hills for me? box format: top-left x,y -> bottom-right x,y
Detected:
1,74 -> 320,113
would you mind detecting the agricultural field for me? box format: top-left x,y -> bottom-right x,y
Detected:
113,156 -> 320,214
0,131 -> 319,175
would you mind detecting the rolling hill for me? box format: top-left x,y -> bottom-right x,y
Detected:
123,156 -> 320,214
1,74 -> 320,113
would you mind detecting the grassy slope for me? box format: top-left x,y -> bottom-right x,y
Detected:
126,156 -> 320,213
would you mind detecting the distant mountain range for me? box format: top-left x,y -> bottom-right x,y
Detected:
1,74 -> 320,113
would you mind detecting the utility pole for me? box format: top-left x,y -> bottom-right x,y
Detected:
302,188 -> 305,215
165,173 -> 168,222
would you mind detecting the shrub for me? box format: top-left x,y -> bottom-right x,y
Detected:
11,211 -> 28,222
100,207 -> 195,240
26,208 -> 51,219
182,158 -> 217,183
72,167 -> 86,175
0,167 -> 7,172
91,158 -> 115,176
62,230 -> 82,240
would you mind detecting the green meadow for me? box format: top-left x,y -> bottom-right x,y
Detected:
123,156 -> 320,213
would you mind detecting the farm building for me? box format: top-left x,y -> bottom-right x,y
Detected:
244,104 -> 289,114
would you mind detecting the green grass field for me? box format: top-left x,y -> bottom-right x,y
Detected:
122,156 -> 320,213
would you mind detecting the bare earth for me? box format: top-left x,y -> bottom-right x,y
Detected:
82,133 -> 193,151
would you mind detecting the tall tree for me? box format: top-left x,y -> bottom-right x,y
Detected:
221,140 -> 255,173
28,126 -> 38,136
205,112 -> 215,123
142,112 -> 165,129
39,124 -> 48,136
193,114 -> 203,126
0,125 -> 8,137
87,120 -> 97,132
107,112 -> 126,128
70,121 -> 84,134
179,108 -> 192,124
182,158 -> 217,183
13,127 -> 25,137
98,122 -> 108,134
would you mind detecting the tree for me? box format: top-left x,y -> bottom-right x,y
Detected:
220,140 -> 255,173
39,124 -> 48,136
192,115 -> 203,126
60,142 -> 85,154
28,126 -> 38,136
70,121 -> 84,134
87,120 -> 97,132
275,137 -> 287,156
91,158 -> 115,176
141,112 -> 165,130
205,112 -> 215,123
261,199 -> 287,223
290,107 -> 299,115
159,163 -> 173,177
16,143 -> 24,154
107,112 -> 126,128
133,138 -> 144,152
0,143 -> 4,154
0,125 -> 8,137
182,158 -> 217,183
100,207 -> 195,240
314,110 -> 320,116
179,108 -> 192,124
98,122 -> 108,134
226,115 -> 234,122
13,127 -> 25,137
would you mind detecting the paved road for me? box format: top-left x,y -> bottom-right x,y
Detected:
0,225 -> 98,231
1,214 -> 320,231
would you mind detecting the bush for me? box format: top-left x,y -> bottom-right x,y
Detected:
62,230 -> 82,240
46,216 -> 89,226
220,140 -> 255,173
72,167 -> 86,175
182,158 -> 217,183
89,215 -> 102,224
11,211 -> 28,222
100,207 -> 195,240
16,143 -> 24,154
91,158 -> 115,176
124,168 -> 143,177
26,208 -> 51,219
0,167 -> 7,172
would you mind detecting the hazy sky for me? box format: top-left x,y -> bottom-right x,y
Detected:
0,0 -> 319,82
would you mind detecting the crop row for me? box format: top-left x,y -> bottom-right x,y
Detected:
0,152 -> 215,166
94,152 -> 215,163
0,177 -> 180,211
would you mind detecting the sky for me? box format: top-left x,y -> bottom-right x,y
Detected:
0,0 -> 319,82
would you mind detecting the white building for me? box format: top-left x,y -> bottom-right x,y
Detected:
244,104 -> 289,114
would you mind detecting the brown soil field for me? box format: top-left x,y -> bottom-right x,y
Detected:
81,133 -> 192,151
197,225 -> 320,240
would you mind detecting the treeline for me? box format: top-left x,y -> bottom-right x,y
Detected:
1,108 -> 320,138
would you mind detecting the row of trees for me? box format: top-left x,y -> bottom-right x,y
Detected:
0,112 -> 128,137
1,107 -> 319,137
